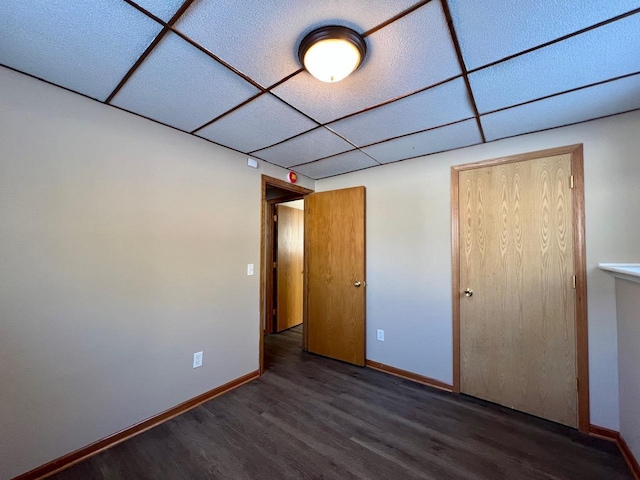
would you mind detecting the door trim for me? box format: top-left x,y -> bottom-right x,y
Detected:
260,175 -> 313,375
450,144 -> 589,432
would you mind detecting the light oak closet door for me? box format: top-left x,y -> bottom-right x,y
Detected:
306,187 -> 366,366
276,205 -> 304,332
459,154 -> 577,427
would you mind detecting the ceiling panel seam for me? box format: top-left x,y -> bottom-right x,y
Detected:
357,117 -> 476,149
249,126 -> 324,155
123,0 -> 267,94
441,0 -> 486,143
289,147 -> 360,169
467,7 -> 640,75
169,29 -> 266,91
314,163 -> 379,180
242,75 -> 464,154
361,0 -> 434,37
190,91 -> 266,134
322,126 -> 380,163
289,116 -> 479,168
480,70 -> 640,117
364,140 -> 485,169
482,107 -> 640,145
264,68 -> 304,92
124,0 -> 167,25
107,0 -> 197,103
105,26 -> 168,104
326,74 -> 463,125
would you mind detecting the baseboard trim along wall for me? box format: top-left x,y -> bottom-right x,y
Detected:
13,370 -> 260,480
589,425 -> 640,480
365,360 -> 453,392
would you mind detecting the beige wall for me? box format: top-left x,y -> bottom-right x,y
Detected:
317,109 -> 640,431
615,278 -> 640,463
0,66 -> 312,479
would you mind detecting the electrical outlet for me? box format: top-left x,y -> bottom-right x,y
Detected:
193,351 -> 203,368
377,329 -> 384,341
247,263 -> 254,276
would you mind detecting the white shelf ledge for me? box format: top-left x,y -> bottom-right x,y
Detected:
598,263 -> 640,284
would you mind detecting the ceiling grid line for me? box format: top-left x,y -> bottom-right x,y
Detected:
467,7 -> 640,75
361,0 -> 433,37
168,28 -> 266,91
106,0 -> 197,103
289,147 -> 359,168
324,74 -> 463,125
190,91 -> 267,134
124,0 -> 268,92
243,74 -> 464,154
355,117 -> 476,150
481,70 -> 640,117
482,107 -> 640,146
249,126 -> 324,155
440,0 -> 486,143
289,116 -> 481,170
105,26 -> 169,104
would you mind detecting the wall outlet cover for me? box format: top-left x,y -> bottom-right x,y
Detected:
193,351 -> 203,368
377,329 -> 384,341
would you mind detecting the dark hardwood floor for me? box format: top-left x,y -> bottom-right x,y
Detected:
52,326 -> 631,479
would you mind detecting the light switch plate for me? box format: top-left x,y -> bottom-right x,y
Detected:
247,263 -> 254,276
377,329 -> 384,341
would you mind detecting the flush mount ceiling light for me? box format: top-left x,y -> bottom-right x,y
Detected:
298,26 -> 367,83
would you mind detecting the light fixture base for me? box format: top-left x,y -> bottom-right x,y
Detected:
298,26 -> 367,83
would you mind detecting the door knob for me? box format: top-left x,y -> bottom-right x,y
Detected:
354,281 -> 362,287
464,288 -> 473,297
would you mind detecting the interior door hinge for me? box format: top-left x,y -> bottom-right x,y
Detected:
577,377 -> 579,391
572,275 -> 576,289
273,261 -> 277,269
273,214 -> 278,222
273,308 -> 276,316
570,175 -> 574,189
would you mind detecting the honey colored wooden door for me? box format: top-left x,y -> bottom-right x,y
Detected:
276,205 -> 304,332
459,154 -> 577,427
306,187 -> 365,366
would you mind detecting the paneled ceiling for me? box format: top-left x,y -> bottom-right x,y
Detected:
1,1 -> 639,179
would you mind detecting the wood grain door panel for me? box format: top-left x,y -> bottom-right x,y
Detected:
306,187 -> 366,366
276,205 -> 304,332
459,154 -> 577,427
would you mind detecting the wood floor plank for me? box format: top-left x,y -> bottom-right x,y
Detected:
51,326 -> 631,480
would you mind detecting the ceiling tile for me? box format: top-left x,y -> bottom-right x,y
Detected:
252,128 -> 354,168
111,31 -> 260,132
363,119 -> 481,164
449,0 -> 639,71
328,78 -> 473,147
0,0 -> 162,101
272,1 -> 461,124
481,74 -> 640,142
470,13 -> 640,114
129,0 -> 185,22
174,0 -> 419,88
294,150 -> 378,180
196,94 -> 318,152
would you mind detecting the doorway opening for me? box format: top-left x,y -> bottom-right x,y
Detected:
260,175 -> 313,374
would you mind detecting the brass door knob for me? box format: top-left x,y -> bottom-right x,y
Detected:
354,281 -> 362,287
464,288 -> 473,297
